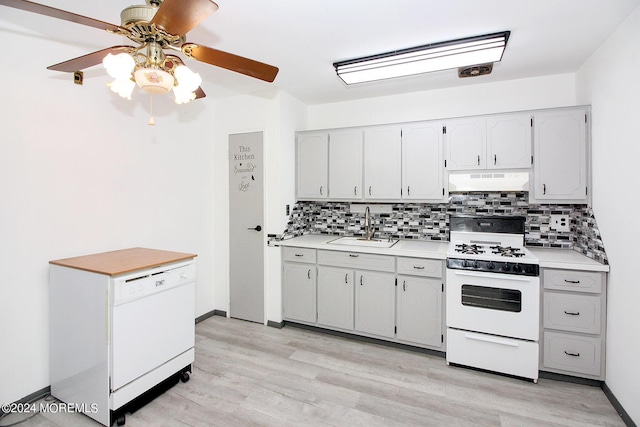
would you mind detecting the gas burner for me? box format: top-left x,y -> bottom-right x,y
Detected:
491,245 -> 525,258
455,243 -> 485,255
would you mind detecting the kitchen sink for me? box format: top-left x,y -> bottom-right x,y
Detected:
328,236 -> 399,248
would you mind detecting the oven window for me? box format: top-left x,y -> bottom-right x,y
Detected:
461,285 -> 522,312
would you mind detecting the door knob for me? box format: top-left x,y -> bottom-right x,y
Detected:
248,225 -> 262,231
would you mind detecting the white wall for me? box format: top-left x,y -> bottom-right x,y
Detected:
576,4 -> 640,424
308,74 -> 576,129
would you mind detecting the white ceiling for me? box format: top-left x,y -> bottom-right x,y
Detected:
1,0 -> 639,105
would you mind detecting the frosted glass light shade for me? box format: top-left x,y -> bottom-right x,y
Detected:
134,68 -> 175,95
103,53 -> 135,80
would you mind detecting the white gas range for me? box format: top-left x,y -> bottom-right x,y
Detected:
445,215 -> 540,383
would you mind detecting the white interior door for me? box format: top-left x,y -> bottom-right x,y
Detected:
229,132 -> 264,323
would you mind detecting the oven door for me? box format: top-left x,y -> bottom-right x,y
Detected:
446,268 -> 540,340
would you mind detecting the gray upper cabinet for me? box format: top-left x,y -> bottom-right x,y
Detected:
402,121 -> 446,201
296,132 -> 328,200
328,129 -> 363,199
446,113 -> 532,171
531,107 -> 589,203
363,125 -> 402,200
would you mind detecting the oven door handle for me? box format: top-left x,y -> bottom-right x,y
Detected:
452,270 -> 533,282
464,332 -> 519,347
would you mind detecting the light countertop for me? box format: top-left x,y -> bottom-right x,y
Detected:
275,234 -> 449,260
275,235 -> 609,272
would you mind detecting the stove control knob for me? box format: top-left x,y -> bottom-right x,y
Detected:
473,261 -> 480,269
501,264 -> 511,272
487,262 -> 495,270
513,264 -> 522,273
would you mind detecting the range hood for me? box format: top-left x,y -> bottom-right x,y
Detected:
448,171 -> 530,192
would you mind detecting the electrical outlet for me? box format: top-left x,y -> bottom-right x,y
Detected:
550,215 -> 571,232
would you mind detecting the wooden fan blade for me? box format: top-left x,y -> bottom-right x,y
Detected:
47,46 -> 136,72
182,43 -> 279,83
151,0 -> 218,36
0,0 -> 122,32
195,86 -> 206,99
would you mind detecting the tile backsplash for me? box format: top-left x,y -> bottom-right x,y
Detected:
283,192 -> 608,264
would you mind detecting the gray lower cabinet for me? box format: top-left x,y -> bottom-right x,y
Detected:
540,268 -> 607,380
282,246 -> 445,351
317,266 -> 354,330
282,247 -> 317,324
355,270 -> 396,338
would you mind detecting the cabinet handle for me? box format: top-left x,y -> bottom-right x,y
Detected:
369,186 -> 372,196
413,266 -> 425,270
494,154 -> 497,165
407,186 -> 410,196
307,269 -> 311,279
564,279 -> 580,284
564,350 -> 580,357
354,186 -> 357,195
477,155 -> 480,165
360,275 -> 363,286
543,184 -> 546,195
294,253 -> 303,257
345,274 -> 348,284
349,254 -> 359,258
320,186 -> 323,195
564,310 -> 580,316
403,280 -> 406,291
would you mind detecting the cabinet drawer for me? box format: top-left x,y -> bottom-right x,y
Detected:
396,257 -> 442,278
543,269 -> 603,294
317,250 -> 395,272
543,331 -> 601,377
282,247 -> 317,263
543,292 -> 601,334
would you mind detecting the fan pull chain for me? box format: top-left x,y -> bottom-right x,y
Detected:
148,95 -> 155,126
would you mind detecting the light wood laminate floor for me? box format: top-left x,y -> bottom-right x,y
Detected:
5,316 -> 624,427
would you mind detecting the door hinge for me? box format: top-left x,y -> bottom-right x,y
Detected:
442,126 -> 447,134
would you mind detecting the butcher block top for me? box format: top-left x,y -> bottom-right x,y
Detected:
49,247 -> 197,276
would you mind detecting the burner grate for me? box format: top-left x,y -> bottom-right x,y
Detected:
455,244 -> 485,255
490,245 -> 525,258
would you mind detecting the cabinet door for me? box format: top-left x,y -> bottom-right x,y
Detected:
363,126 -> 402,199
446,118 -> 486,170
329,129 -> 363,199
486,113 -> 532,169
296,132 -> 328,199
355,270 -> 396,338
396,276 -> 443,348
532,108 -> 588,202
282,263 -> 316,323
402,122 -> 446,201
317,266 -> 354,330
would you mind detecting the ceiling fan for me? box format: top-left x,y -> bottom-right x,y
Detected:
0,0 -> 279,104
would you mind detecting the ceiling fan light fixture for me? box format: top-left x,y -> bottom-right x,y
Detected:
107,78 -> 135,100
333,31 -> 510,84
134,67 -> 175,95
103,53 -> 135,80
173,84 -> 197,104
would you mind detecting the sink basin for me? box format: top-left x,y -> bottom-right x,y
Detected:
328,236 -> 399,248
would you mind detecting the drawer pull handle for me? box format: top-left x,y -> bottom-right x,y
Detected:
413,266 -> 425,270
294,254 -> 304,257
403,280 -> 406,291
345,274 -> 348,284
360,276 -> 363,286
564,310 -> 580,316
564,279 -> 581,284
349,254 -> 359,258
307,269 -> 311,279
564,350 -> 580,357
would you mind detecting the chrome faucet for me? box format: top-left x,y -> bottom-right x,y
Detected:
364,206 -> 375,240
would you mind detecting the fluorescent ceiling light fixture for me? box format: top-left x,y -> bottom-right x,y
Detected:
333,31 -> 510,85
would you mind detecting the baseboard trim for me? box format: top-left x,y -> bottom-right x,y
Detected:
195,310 -> 227,324
0,386 -> 50,417
538,371 -> 602,387
267,320 -> 285,329
602,382 -> 637,427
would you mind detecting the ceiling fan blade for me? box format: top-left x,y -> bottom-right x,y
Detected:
47,46 -> 136,72
195,86 -> 206,99
182,43 -> 279,83
0,0 -> 123,32
151,0 -> 218,36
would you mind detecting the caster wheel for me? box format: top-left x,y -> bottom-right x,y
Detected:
180,371 -> 190,383
116,414 -> 125,426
